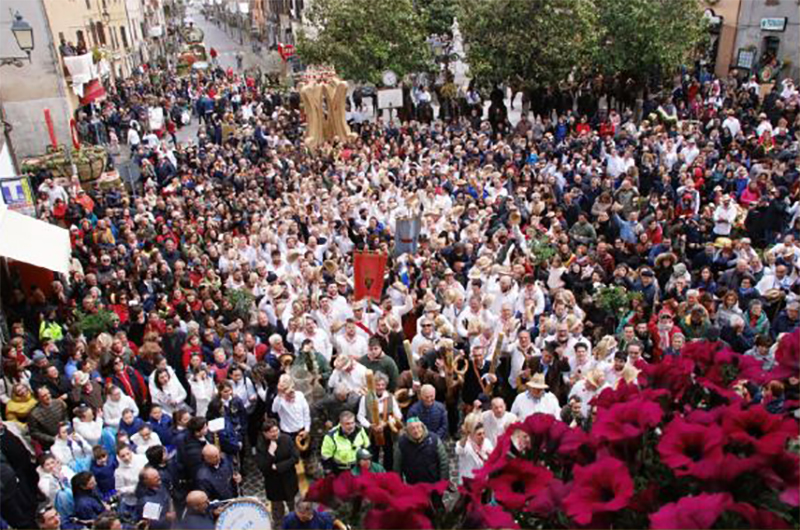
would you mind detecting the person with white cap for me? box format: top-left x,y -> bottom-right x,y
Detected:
510,373 -> 561,420
328,355 -> 368,395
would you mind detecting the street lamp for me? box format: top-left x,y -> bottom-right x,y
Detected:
1,11 -> 34,67
102,8 -> 111,25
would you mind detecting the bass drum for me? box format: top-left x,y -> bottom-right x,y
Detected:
215,498 -> 271,530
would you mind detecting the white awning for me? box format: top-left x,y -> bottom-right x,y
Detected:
0,205 -> 71,274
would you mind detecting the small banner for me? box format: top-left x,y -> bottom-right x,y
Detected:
354,251 -> 388,301
394,215 -> 422,257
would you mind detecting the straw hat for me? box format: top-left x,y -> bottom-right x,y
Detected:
468,267 -> 482,280
287,249 -> 302,264
526,373 -> 549,390
424,300 -> 442,313
73,371 -> 90,387
323,260 -> 338,275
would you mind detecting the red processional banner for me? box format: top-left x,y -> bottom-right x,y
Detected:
353,251 -> 388,301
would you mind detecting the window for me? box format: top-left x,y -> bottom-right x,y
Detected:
95,21 -> 106,46
76,30 -> 86,47
85,0 -> 92,9
120,26 -> 128,48
111,26 -> 118,50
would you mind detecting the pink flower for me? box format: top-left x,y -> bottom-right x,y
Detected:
649,493 -> 733,529
486,458 -> 554,511
563,457 -> 634,525
657,418 -> 725,480
526,478 -> 570,518
468,504 -> 519,529
592,398 -> 663,445
637,357 -> 694,401
362,507 -> 432,529
730,503 -> 792,529
722,404 -> 798,456
355,472 -> 443,511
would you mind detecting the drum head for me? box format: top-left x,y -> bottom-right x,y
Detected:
215,499 -> 271,530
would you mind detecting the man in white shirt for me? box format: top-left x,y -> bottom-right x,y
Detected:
510,373 -> 561,420
722,110 -> 741,137
271,375 -> 311,436
480,397 -> 518,446
328,355 -> 368,394
290,317 -> 333,361
335,320 -> 369,359
713,194 -> 738,236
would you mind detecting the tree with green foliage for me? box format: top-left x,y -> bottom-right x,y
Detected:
297,0 -> 432,85
594,0 -> 706,86
458,0 -> 599,91
417,0 -> 459,38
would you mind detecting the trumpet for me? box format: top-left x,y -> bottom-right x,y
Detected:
295,430 -> 310,452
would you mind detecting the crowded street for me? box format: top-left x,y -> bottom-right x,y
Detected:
0,0 -> 799,529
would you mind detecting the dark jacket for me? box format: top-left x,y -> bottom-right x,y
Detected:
407,401 -> 448,440
74,489 -> 106,522
90,454 -> 118,496
255,432 -> 299,501
181,509 -> 215,530
394,426 -> 449,484
282,511 -> 334,530
148,415 -> 174,447
177,435 -> 210,485
136,484 -> 173,530
196,456 -> 237,501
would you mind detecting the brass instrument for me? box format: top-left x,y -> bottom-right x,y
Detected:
279,353 -> 294,371
365,370 -> 386,446
387,415 -> 402,434
395,340 -> 418,409
295,430 -> 310,452
484,332 -> 504,395
443,343 -> 464,395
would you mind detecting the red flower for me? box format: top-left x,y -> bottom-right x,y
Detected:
362,507 -> 432,529
730,503 -> 792,529
355,472 -> 443,511
468,504 -> 519,529
526,478 -> 570,518
563,457 -> 634,525
771,328 -> 800,380
637,357 -> 694,401
657,418 -> 724,480
649,493 -> 733,529
759,452 -> 800,503
592,381 -> 669,409
592,398 -> 663,445
486,458 -> 554,511
722,404 -> 798,456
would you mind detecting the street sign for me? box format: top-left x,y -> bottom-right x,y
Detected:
760,17 -> 787,32
378,88 -> 403,109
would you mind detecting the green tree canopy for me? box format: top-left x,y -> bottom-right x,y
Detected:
594,0 -> 707,85
458,0 -> 599,91
297,0 -> 432,85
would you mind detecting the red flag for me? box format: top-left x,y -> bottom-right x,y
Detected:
354,252 -> 388,301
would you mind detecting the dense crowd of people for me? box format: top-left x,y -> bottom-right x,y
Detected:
1,41 -> 800,530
